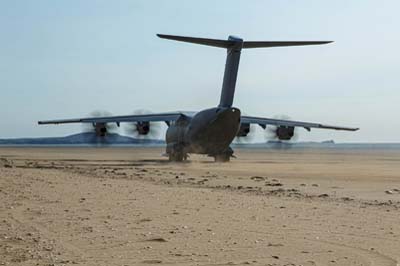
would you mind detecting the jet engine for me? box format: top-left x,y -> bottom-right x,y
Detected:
125,110 -> 161,139
265,115 -> 298,142
275,126 -> 295,140
135,121 -> 150,135
94,123 -> 108,137
82,111 -> 118,145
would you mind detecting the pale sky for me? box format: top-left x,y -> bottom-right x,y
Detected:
0,0 -> 399,142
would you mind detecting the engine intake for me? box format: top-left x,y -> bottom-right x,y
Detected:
276,126 -> 295,140
136,121 -> 150,135
94,123 -> 108,137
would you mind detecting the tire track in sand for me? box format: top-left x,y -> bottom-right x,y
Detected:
245,229 -> 398,266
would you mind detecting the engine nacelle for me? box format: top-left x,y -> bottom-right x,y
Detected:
94,123 -> 107,137
136,121 -> 150,135
276,126 -> 295,140
236,123 -> 251,137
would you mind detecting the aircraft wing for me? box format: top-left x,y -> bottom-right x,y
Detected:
38,112 -> 192,125
240,115 -> 359,131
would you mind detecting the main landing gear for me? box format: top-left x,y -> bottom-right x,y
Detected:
168,144 -> 188,162
168,145 -> 234,163
168,151 -> 188,162
213,147 -> 234,163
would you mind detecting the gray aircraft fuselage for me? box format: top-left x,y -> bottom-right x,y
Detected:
165,36 -> 244,161
165,107 -> 241,160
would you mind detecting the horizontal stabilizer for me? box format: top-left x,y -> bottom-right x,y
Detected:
243,41 -> 332,48
157,34 -> 232,48
157,34 -> 333,49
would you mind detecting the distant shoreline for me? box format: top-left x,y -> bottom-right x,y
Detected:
1,143 -> 400,150
1,132 -> 399,149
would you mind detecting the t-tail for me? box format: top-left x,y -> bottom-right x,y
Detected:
157,34 -> 332,108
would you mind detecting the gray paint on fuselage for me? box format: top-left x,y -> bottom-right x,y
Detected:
163,35 -> 245,156
165,107 -> 241,155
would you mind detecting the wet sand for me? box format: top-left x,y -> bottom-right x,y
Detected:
0,147 -> 399,265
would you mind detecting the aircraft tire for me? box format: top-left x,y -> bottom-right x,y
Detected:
169,152 -> 184,162
214,154 -> 230,163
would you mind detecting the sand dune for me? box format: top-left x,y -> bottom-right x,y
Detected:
0,147 -> 399,265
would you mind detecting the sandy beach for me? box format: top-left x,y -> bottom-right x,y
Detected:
1,147 -> 399,265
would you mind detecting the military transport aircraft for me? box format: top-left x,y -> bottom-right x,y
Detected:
38,34 -> 359,162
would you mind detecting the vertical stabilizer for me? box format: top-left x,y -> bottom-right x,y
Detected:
219,36 -> 243,107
